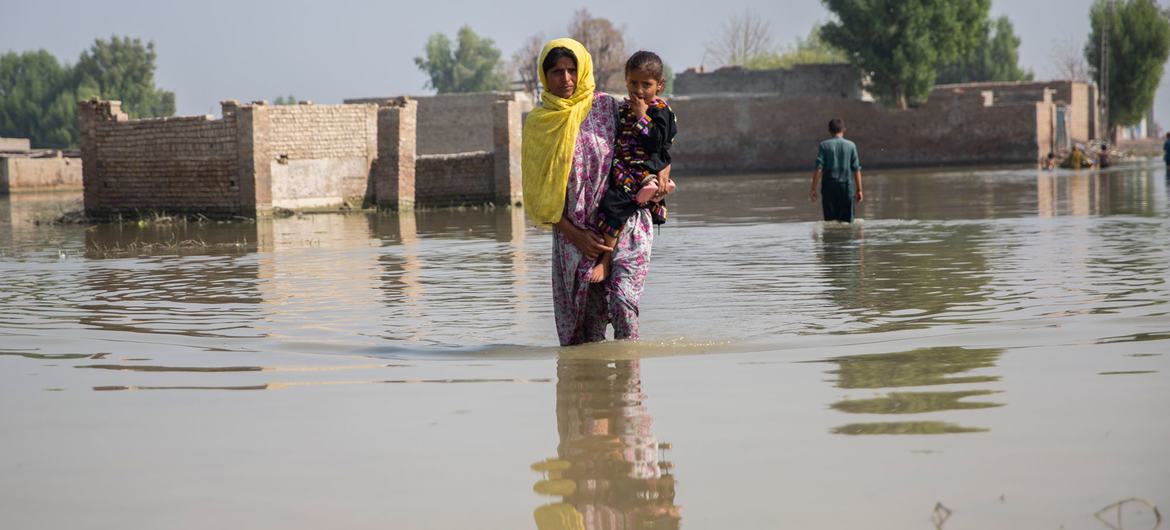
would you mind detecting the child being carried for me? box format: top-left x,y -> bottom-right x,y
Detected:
590,50 -> 678,283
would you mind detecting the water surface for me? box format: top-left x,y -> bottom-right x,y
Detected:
2,162 -> 1168,529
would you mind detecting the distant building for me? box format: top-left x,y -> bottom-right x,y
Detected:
0,137 -> 82,194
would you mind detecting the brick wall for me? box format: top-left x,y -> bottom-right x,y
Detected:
674,64 -> 864,99
415,151 -> 495,205
266,104 -> 377,209
669,94 -> 1048,173
80,100 -> 244,217
933,81 -> 1098,143
0,155 -> 83,193
79,94 -> 521,217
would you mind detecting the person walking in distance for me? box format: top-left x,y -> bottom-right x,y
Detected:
810,118 -> 863,222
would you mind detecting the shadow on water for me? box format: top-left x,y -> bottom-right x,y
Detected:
810,346 -> 1004,435
532,358 -> 680,530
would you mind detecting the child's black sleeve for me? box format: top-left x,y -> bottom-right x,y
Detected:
640,104 -> 677,174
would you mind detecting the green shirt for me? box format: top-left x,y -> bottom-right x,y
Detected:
816,137 -> 861,183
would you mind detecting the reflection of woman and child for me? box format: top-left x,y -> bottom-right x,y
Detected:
531,359 -> 680,530
522,44 -> 680,528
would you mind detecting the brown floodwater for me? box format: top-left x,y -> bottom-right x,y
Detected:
1,162 -> 1168,529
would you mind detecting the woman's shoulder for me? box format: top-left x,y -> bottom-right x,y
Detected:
593,92 -> 618,109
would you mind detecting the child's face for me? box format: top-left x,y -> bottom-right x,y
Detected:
625,69 -> 663,102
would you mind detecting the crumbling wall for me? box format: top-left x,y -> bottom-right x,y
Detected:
674,64 -> 864,99
415,151 -> 495,205
669,94 -> 1047,172
0,155 -> 83,193
79,100 -> 245,217
933,81 -> 1098,143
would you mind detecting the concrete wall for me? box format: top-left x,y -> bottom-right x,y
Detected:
266,104 -> 378,209
674,64 -> 864,99
0,154 -> 83,193
669,93 -> 1049,172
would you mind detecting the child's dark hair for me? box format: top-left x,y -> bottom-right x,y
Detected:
542,47 -> 577,74
625,50 -> 665,81
828,118 -> 846,135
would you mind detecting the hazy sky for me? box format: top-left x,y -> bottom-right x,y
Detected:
4,0 -> 1169,127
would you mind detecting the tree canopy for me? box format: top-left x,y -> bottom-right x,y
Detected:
0,36 -> 174,149
1086,0 -> 1170,127
937,16 -> 1033,84
744,23 -> 848,70
414,26 -> 509,94
821,0 -> 990,109
704,11 -> 775,68
568,9 -> 628,92
74,36 -> 175,119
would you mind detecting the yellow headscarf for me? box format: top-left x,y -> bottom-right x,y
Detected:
521,38 -> 595,225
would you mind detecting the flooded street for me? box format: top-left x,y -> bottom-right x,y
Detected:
2,162 -> 1168,529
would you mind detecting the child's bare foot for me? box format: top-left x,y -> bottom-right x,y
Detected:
635,179 -> 659,205
588,255 -> 612,283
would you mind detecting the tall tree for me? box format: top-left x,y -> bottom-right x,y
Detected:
567,9 -> 627,92
74,36 -> 175,119
415,26 -> 509,94
704,11 -> 775,68
937,16 -> 1033,84
0,37 -> 174,149
822,0 -> 990,109
0,50 -> 77,148
1085,0 -> 1170,128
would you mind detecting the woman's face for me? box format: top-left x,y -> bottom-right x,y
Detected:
545,57 -> 577,99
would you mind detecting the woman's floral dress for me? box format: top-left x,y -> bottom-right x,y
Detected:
552,93 -> 654,346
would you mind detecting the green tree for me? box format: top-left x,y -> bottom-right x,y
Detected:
74,36 -> 175,119
937,16 -> 1033,84
822,0 -> 990,109
274,94 -> 298,105
0,36 -> 175,149
745,23 -> 848,70
414,26 -> 508,93
0,50 -> 78,147
1085,0 -> 1170,128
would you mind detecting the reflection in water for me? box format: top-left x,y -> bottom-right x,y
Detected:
815,221 -> 994,334
820,347 -> 1004,435
532,359 -> 680,530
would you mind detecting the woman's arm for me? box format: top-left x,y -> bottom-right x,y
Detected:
555,217 -> 612,260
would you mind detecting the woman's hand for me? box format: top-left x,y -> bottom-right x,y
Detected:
555,217 -> 612,260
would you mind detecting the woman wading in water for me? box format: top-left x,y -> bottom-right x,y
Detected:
521,38 -> 669,346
